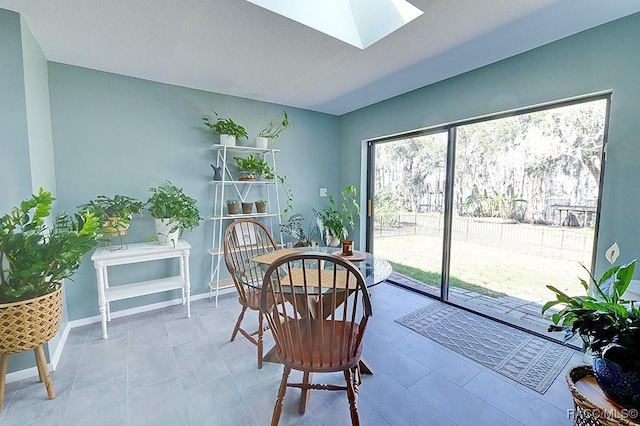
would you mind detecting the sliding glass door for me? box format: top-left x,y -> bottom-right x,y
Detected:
370,132 -> 448,298
368,96 -> 609,336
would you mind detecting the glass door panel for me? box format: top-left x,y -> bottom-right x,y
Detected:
448,100 -> 607,335
371,132 -> 448,297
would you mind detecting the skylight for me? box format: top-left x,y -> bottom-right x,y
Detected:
246,0 -> 423,49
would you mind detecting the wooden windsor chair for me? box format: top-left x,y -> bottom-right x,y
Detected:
260,251 -> 372,426
223,218 -> 279,369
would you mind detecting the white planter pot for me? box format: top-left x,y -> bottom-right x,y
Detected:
219,134 -> 236,146
325,235 -> 341,247
254,137 -> 269,149
154,218 -> 180,245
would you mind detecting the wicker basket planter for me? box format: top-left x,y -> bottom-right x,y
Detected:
0,286 -> 62,410
567,365 -> 640,426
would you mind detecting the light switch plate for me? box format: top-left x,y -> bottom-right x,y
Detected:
320,188 -> 327,197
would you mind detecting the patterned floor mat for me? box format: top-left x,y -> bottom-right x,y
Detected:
395,303 -> 575,393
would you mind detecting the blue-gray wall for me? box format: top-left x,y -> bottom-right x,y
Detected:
21,16 -> 57,197
0,10 -> 31,210
0,9 -> 61,372
339,12 -> 640,274
47,63 -> 341,320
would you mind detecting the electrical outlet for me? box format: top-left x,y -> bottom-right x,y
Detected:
320,188 -> 327,197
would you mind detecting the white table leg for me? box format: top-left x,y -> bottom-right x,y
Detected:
183,249 -> 191,318
95,261 -> 109,339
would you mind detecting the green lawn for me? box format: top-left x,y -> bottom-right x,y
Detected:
389,261 -> 506,298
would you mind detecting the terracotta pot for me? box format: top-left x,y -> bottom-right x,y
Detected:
255,202 -> 267,213
227,202 -> 239,215
241,202 -> 253,214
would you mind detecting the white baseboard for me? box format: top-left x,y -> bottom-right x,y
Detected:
5,365 -> 41,384
50,323 -> 71,370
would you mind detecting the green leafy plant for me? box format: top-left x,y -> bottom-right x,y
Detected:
233,155 -> 273,179
146,181 -> 202,236
202,110 -> 248,139
78,194 -> 144,236
543,242 -> 640,357
258,110 -> 293,140
280,213 -> 318,247
233,155 -> 293,216
0,188 -> 100,303
226,199 -> 239,205
314,185 -> 360,240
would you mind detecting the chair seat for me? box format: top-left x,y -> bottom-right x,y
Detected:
240,289 -> 263,310
275,319 -> 363,372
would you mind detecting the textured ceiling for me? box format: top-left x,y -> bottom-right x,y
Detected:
2,0 -> 640,115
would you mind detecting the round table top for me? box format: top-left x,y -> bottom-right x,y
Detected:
314,247 -> 392,287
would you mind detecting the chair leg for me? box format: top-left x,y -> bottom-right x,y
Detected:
271,366 -> 291,426
344,369 -> 360,426
299,371 -> 312,414
257,311 -> 264,369
34,346 -> 55,400
0,354 -> 9,411
230,305 -> 247,342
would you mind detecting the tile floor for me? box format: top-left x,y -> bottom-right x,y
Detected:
0,283 -> 584,425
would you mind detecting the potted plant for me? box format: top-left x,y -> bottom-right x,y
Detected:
280,213 -> 318,247
146,181 -> 202,245
202,110 -> 248,146
255,110 -> 293,148
241,202 -> 253,214
227,199 -> 239,215
233,155 -> 294,216
233,155 -> 271,180
78,194 -> 144,239
0,189 -> 100,406
543,242 -> 640,411
313,186 -> 360,247
255,200 -> 267,214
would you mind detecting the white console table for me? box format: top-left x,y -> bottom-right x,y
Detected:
91,240 -> 191,339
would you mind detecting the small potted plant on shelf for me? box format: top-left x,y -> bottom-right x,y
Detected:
227,199 -> 239,215
146,181 -> 202,245
255,110 -> 293,148
233,155 -> 271,181
280,213 -> 318,247
0,189 -> 100,405
202,110 -> 248,147
233,154 -> 293,217
255,200 -> 267,214
241,202 -> 253,215
78,194 -> 144,241
233,154 -> 294,216
543,242 -> 640,411
313,185 -> 360,247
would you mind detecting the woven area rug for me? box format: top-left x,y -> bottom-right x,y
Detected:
395,303 -> 574,394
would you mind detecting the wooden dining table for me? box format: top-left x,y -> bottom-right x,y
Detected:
248,246 -> 393,374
